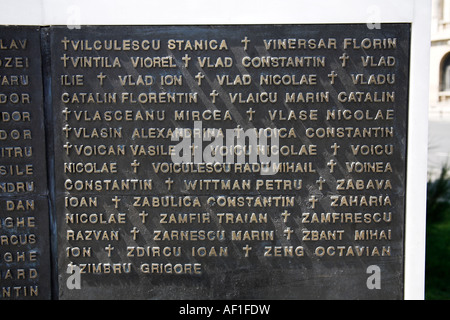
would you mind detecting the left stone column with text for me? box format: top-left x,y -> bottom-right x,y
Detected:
0,27 -> 52,300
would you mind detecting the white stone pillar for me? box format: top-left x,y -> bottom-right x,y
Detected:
443,0 -> 450,21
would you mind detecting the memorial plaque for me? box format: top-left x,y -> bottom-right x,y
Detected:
0,26 -> 52,300
50,24 -> 410,299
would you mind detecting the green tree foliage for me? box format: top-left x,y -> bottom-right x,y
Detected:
427,165 -> 450,223
426,165 -> 450,299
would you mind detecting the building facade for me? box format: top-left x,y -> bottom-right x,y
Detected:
430,0 -> 450,117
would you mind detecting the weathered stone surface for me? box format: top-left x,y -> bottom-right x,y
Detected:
0,26 -> 51,300
0,24 -> 410,300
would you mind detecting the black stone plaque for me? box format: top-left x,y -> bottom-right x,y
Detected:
50,24 -> 410,299
0,26 -> 52,300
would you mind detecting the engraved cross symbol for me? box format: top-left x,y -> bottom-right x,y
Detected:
181,54 -> 191,68
63,142 -> 72,155
165,178 -> 174,191
328,71 -> 338,84
131,159 -> 140,173
331,143 -> 340,156
281,210 -> 291,223
60,53 -> 70,67
61,36 -> 70,50
309,195 -> 319,209
327,160 -> 337,173
97,72 -> 106,86
112,196 -> 121,209
210,90 -> 219,104
241,36 -> 251,50
339,53 -> 350,67
105,244 -> 114,257
195,72 -> 205,86
284,227 -> 294,240
139,211 -> 149,224
130,227 -> 140,240
316,177 -> 326,191
63,124 -> 72,138
246,108 -> 255,121
62,107 -> 71,121
242,245 -> 252,257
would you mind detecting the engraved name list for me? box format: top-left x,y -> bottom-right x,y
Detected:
51,25 -> 410,300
